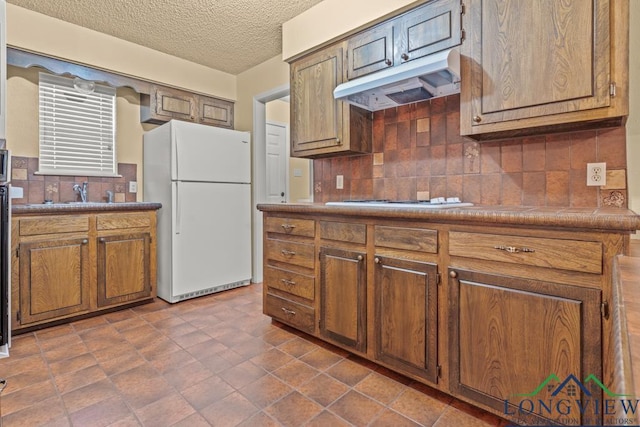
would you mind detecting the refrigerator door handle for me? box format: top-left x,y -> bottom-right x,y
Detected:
174,182 -> 181,234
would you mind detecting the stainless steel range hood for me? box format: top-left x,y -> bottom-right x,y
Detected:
333,48 -> 460,111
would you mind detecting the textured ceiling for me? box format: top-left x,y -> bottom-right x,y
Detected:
7,0 -> 324,75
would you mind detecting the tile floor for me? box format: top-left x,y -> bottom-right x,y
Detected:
0,283 -> 511,427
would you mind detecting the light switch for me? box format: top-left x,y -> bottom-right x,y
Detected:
129,181 -> 138,193
336,175 -> 344,190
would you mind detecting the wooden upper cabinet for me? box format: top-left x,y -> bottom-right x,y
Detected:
141,84 -> 235,129
290,43 -> 372,158
346,21 -> 395,80
198,96 -> 234,129
345,0 -> 462,80
461,0 -> 629,140
393,0 -> 462,64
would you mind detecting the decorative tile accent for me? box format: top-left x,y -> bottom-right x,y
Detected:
603,190 -> 626,208
603,169 -> 627,190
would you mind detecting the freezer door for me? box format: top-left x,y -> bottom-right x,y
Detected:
171,121 -> 250,183
171,181 -> 251,298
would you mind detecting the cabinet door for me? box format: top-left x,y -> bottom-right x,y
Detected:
374,256 -> 438,383
394,0 -> 462,64
141,85 -> 197,124
461,0 -> 612,136
346,21 -> 394,80
97,233 -> 151,307
448,268 -> 602,426
319,247 -> 366,352
198,96 -> 234,129
19,237 -> 90,325
291,44 -> 345,155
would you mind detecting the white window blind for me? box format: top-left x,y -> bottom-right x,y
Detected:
38,73 -> 117,176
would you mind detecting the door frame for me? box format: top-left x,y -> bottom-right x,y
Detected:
252,85 -> 289,283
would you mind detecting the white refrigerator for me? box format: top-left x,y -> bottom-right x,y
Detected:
143,120 -> 252,303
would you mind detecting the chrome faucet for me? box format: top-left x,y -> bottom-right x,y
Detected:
73,182 -> 88,203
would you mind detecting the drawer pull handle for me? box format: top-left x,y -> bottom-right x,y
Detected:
281,307 -> 296,316
494,245 -> 535,253
281,249 -> 296,257
281,224 -> 296,232
280,279 -> 296,286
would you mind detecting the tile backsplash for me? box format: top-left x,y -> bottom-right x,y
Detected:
314,94 -> 628,208
10,156 -> 138,205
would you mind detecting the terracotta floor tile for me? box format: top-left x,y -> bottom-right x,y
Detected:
306,410 -> 352,427
218,359 -> 267,389
181,375 -> 235,410
49,352 -> 97,376
390,388 -> 449,425
54,364 -> 107,395
297,373 -> 350,407
277,336 -> 318,358
148,349 -> 197,373
272,359 -> 320,388
250,348 -> 295,371
2,395 -> 68,427
68,395 -> 133,427
370,408 -> 422,427
170,412 -> 211,427
238,374 -> 293,408
61,378 -> 119,414
326,358 -> 373,386
162,360 -> 213,391
299,347 -> 344,371
355,371 -> 407,405
200,391 -> 259,426
236,411 -> 281,427
2,380 -> 58,415
0,284 -> 510,426
264,390 -> 323,427
134,392 -> 196,426
329,390 -> 385,425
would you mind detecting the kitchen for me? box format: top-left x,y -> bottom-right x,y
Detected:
0,0 -> 639,426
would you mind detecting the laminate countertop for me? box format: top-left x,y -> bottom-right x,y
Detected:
12,201 -> 162,215
257,203 -> 640,233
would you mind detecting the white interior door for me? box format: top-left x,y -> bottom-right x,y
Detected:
266,122 -> 288,203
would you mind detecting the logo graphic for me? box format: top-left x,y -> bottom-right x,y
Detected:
503,374 -> 638,426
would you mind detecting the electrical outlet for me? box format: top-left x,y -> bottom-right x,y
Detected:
586,163 -> 606,186
336,175 -> 344,190
129,181 -> 138,193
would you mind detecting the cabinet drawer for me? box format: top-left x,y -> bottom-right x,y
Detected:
449,231 -> 602,274
265,293 -> 315,333
375,226 -> 437,253
265,216 -> 315,237
19,216 -> 89,236
265,266 -> 315,301
266,238 -> 315,269
320,221 -> 366,244
97,212 -> 151,230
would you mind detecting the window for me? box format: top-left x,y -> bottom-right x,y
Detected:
38,73 -> 117,176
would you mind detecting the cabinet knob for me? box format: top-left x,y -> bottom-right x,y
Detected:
374,257 -> 381,264
357,255 -> 364,262
99,238 -> 105,243
449,270 -> 458,278
385,59 -> 392,66
82,239 -> 88,245
473,116 -> 482,123
335,137 -> 341,145
401,53 -> 409,61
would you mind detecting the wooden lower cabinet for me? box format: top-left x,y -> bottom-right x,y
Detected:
374,255 -> 438,383
12,209 -> 158,332
319,247 -> 367,352
97,233 -> 151,307
18,237 -> 91,325
448,268 -> 602,426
